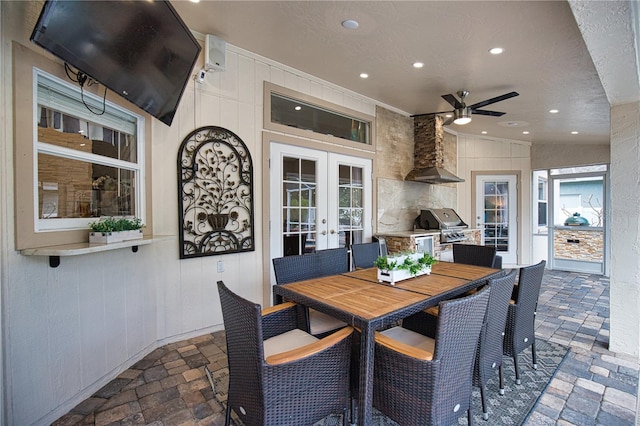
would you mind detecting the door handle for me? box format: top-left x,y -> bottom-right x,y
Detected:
321,230 -> 327,235
330,229 -> 336,234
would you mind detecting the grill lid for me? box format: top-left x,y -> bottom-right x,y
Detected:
418,208 -> 468,230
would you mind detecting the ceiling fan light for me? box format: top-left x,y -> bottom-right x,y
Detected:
453,108 -> 472,125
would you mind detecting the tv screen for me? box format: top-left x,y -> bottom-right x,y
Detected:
30,0 -> 201,126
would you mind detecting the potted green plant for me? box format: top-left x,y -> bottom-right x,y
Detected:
89,217 -> 143,244
374,251 -> 437,285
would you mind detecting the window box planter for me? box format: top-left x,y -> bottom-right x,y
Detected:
89,229 -> 143,244
374,252 -> 437,285
88,217 -> 143,244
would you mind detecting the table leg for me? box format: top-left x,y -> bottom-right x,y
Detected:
357,324 -> 375,425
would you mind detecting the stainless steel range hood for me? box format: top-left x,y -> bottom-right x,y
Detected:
409,166 -> 464,183
405,115 -> 464,184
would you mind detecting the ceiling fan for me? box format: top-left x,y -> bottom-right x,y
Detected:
412,90 -> 519,125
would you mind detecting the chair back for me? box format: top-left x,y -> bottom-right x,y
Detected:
216,281 -> 265,413
475,270 -> 517,386
453,243 -> 498,268
512,260 -> 546,339
316,247 -> 349,275
431,286 -> 490,421
273,248 -> 349,285
272,253 -> 320,284
373,286 -> 490,426
351,241 -> 380,269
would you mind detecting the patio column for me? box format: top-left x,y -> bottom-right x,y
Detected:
609,101 -> 640,357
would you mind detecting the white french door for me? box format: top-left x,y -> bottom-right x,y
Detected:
475,174 -> 518,264
269,142 -> 372,262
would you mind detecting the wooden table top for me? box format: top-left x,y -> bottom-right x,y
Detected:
280,275 -> 430,320
342,261 -> 500,296
277,262 -> 501,321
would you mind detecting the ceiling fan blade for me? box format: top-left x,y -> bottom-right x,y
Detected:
442,94 -> 463,109
468,91 -> 519,110
411,110 -> 454,118
472,109 -> 506,117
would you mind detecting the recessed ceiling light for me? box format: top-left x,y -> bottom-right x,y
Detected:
294,105 -> 302,111
342,19 -> 359,30
481,131 -> 488,134
189,0 -> 200,3
359,73 -> 368,79
571,131 -> 579,135
489,47 -> 504,55
413,62 -> 424,68
445,113 -> 453,118
522,131 -> 530,135
549,109 -> 559,114
498,120 -> 530,128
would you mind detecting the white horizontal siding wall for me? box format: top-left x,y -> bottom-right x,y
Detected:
0,2 -> 382,423
457,133 -> 532,264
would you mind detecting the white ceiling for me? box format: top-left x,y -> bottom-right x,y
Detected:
172,1 -> 637,145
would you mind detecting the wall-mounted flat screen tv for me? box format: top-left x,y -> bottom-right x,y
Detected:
30,0 -> 201,126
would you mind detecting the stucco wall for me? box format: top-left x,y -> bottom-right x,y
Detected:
609,101 -> 640,357
531,143 -> 610,170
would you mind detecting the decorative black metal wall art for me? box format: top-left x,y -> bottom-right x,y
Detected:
178,126 -> 254,258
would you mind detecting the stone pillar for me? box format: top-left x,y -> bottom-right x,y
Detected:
609,101 -> 640,357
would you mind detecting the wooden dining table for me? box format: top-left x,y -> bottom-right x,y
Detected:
272,261 -> 503,426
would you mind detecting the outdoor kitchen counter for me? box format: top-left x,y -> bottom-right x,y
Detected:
377,229 -> 482,259
377,229 -> 441,238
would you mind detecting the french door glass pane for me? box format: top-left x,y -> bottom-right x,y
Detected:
483,180 -> 510,252
282,156 -> 316,255
338,164 -> 364,248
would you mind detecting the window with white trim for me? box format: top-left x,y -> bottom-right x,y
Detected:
34,70 -> 145,231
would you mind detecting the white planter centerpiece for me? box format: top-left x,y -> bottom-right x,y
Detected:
89,217 -> 143,244
374,252 -> 437,285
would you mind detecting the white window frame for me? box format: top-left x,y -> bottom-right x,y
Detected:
33,68 -> 146,232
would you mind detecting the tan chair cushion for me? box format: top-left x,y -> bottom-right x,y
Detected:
263,329 -> 318,359
309,309 -> 347,335
380,326 -> 435,354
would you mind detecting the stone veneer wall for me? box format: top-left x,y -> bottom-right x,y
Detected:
553,227 -> 604,261
375,106 -> 457,233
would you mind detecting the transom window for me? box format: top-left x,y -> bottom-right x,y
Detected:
34,70 -> 145,231
264,83 -> 375,152
271,93 -> 371,145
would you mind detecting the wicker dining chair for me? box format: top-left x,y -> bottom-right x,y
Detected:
400,271 -> 514,420
474,270 -> 517,419
272,248 -> 349,337
217,280 -> 353,426
372,286 -> 491,426
503,260 -> 546,384
351,241 -> 381,269
453,243 -> 499,268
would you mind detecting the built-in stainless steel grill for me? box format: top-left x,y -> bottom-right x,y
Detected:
416,208 -> 469,243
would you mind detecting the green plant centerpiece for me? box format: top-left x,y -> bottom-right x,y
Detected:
374,251 -> 437,285
89,217 -> 143,243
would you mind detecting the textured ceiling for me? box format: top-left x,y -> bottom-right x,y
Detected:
171,1 -> 633,145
